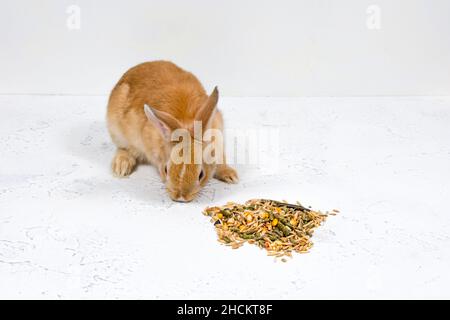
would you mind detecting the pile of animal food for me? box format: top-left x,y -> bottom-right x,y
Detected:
203,199 -> 336,260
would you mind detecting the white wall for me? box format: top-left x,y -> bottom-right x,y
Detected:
1,0 -> 450,96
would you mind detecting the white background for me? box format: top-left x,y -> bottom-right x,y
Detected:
1,0 -> 450,96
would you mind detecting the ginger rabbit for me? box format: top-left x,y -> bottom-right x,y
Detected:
107,61 -> 238,202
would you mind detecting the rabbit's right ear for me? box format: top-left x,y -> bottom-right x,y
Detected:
144,104 -> 182,140
195,86 -> 219,128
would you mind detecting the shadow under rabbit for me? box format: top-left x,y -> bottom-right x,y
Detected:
62,120 -> 247,206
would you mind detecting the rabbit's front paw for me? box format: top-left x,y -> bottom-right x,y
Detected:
215,165 -> 239,184
112,149 -> 136,177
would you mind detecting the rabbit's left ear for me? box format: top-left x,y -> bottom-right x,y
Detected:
195,86 -> 219,127
144,104 -> 182,140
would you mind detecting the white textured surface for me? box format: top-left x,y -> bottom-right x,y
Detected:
0,95 -> 450,299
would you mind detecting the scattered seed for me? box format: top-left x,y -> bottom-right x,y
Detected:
203,199 -> 335,259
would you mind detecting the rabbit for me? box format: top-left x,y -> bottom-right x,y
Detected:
107,60 -> 238,202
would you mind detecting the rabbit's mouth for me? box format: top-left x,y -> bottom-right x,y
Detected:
173,197 -> 191,203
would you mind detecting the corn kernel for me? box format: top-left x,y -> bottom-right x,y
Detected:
272,218 -> 279,226
217,213 -> 223,219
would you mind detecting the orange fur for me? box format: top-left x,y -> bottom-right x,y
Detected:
107,60 -> 238,202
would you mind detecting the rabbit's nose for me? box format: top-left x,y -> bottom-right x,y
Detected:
173,197 -> 190,203
170,191 -> 190,202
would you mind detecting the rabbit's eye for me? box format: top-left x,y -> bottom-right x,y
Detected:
199,169 -> 205,181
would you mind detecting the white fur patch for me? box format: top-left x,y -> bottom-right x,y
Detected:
108,122 -> 128,148
179,164 -> 186,180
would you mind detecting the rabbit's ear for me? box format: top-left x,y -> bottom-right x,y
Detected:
195,86 -> 219,127
144,104 -> 182,140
